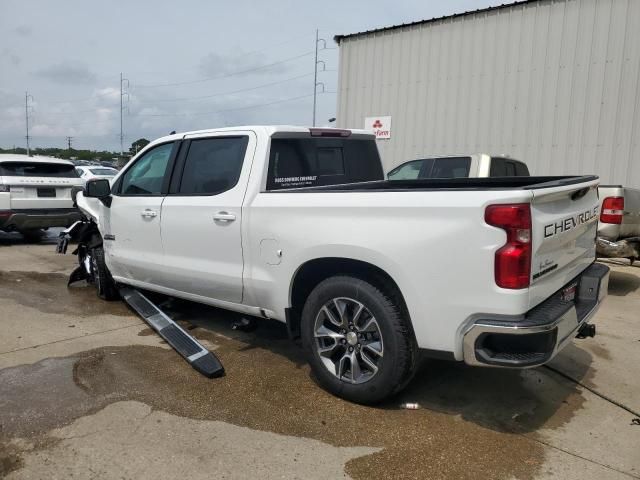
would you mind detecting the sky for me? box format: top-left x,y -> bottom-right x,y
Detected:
0,0 -> 518,152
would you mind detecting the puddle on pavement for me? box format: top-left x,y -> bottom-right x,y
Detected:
0,271 -> 130,317
0,287 -> 593,479
0,318 -> 592,480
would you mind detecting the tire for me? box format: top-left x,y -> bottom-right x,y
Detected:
301,275 -> 418,404
19,228 -> 45,242
90,246 -> 119,300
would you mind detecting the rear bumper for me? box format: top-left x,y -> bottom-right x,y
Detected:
462,262 -> 609,368
0,208 -> 83,231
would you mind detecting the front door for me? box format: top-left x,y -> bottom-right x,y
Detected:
105,142 -> 176,285
160,132 -> 255,304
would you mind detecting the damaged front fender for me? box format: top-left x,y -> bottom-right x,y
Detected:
57,218 -> 103,286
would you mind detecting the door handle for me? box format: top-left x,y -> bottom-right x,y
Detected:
213,211 -> 236,222
141,209 -> 158,218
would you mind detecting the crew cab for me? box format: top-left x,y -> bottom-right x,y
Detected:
72,126 -> 608,403
0,154 -> 83,234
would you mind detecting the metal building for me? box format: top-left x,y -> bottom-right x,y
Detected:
335,0 -> 640,186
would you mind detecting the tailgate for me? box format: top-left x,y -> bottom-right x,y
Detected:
7,177 -> 78,210
529,179 -> 600,309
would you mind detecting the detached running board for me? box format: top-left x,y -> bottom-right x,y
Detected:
120,287 -> 225,378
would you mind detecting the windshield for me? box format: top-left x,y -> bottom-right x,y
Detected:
0,161 -> 79,178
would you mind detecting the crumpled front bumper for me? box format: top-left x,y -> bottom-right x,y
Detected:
462,262 -> 609,368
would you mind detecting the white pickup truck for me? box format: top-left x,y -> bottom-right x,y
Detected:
71,126 -> 609,403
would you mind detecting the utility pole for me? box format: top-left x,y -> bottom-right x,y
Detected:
66,136 -> 73,151
119,73 -> 129,159
312,29 -> 326,127
25,92 -> 34,156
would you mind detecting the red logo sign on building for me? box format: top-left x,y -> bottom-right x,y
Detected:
365,116 -> 392,139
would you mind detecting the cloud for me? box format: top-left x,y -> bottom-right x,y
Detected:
197,51 -> 290,79
36,61 -> 97,85
14,25 -> 32,36
1,49 -> 21,66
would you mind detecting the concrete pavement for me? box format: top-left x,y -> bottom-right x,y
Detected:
0,232 -> 638,479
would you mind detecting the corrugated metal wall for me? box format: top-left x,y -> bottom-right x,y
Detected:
336,0 -> 640,187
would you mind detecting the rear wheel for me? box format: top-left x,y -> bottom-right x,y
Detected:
301,275 -> 418,404
18,228 -> 45,242
90,246 -> 119,300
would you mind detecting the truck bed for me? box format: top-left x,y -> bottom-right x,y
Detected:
281,175 -> 599,192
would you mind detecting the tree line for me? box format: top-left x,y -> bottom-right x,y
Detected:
0,138 -> 150,162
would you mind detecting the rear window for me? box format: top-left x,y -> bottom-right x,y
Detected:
89,168 -> 117,175
266,137 -> 383,190
0,162 -> 79,178
429,157 -> 471,178
490,158 -> 530,177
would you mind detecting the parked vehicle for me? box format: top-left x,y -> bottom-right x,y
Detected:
0,154 -> 83,234
389,155 -> 640,263
68,126 -> 608,404
75,165 -> 119,184
596,185 -> 640,263
387,154 -> 529,180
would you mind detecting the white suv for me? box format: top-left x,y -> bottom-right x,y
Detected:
0,154 -> 84,234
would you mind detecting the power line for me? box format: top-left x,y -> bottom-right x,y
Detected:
38,89 -> 117,106
136,72 -> 314,104
134,92 -> 314,118
128,31 -> 314,78
133,51 -> 314,89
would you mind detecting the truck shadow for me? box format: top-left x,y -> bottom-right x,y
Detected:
607,270 -> 640,296
397,343 -> 593,434
0,229 -> 60,247
149,293 -> 593,436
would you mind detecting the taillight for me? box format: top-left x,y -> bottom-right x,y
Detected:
309,128 -> 352,137
600,196 -> 624,224
485,203 -> 532,289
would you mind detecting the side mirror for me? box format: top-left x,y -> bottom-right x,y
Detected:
85,178 -> 111,198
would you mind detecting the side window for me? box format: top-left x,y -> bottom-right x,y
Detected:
119,143 -> 173,195
179,136 -> 248,195
504,161 -> 517,176
514,161 -> 530,176
430,157 -> 471,178
388,160 -> 424,180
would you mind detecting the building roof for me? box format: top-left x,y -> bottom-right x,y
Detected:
334,0 -> 538,43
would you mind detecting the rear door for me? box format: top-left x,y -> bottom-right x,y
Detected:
160,131 -> 256,303
106,142 -> 177,285
528,179 -> 600,308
